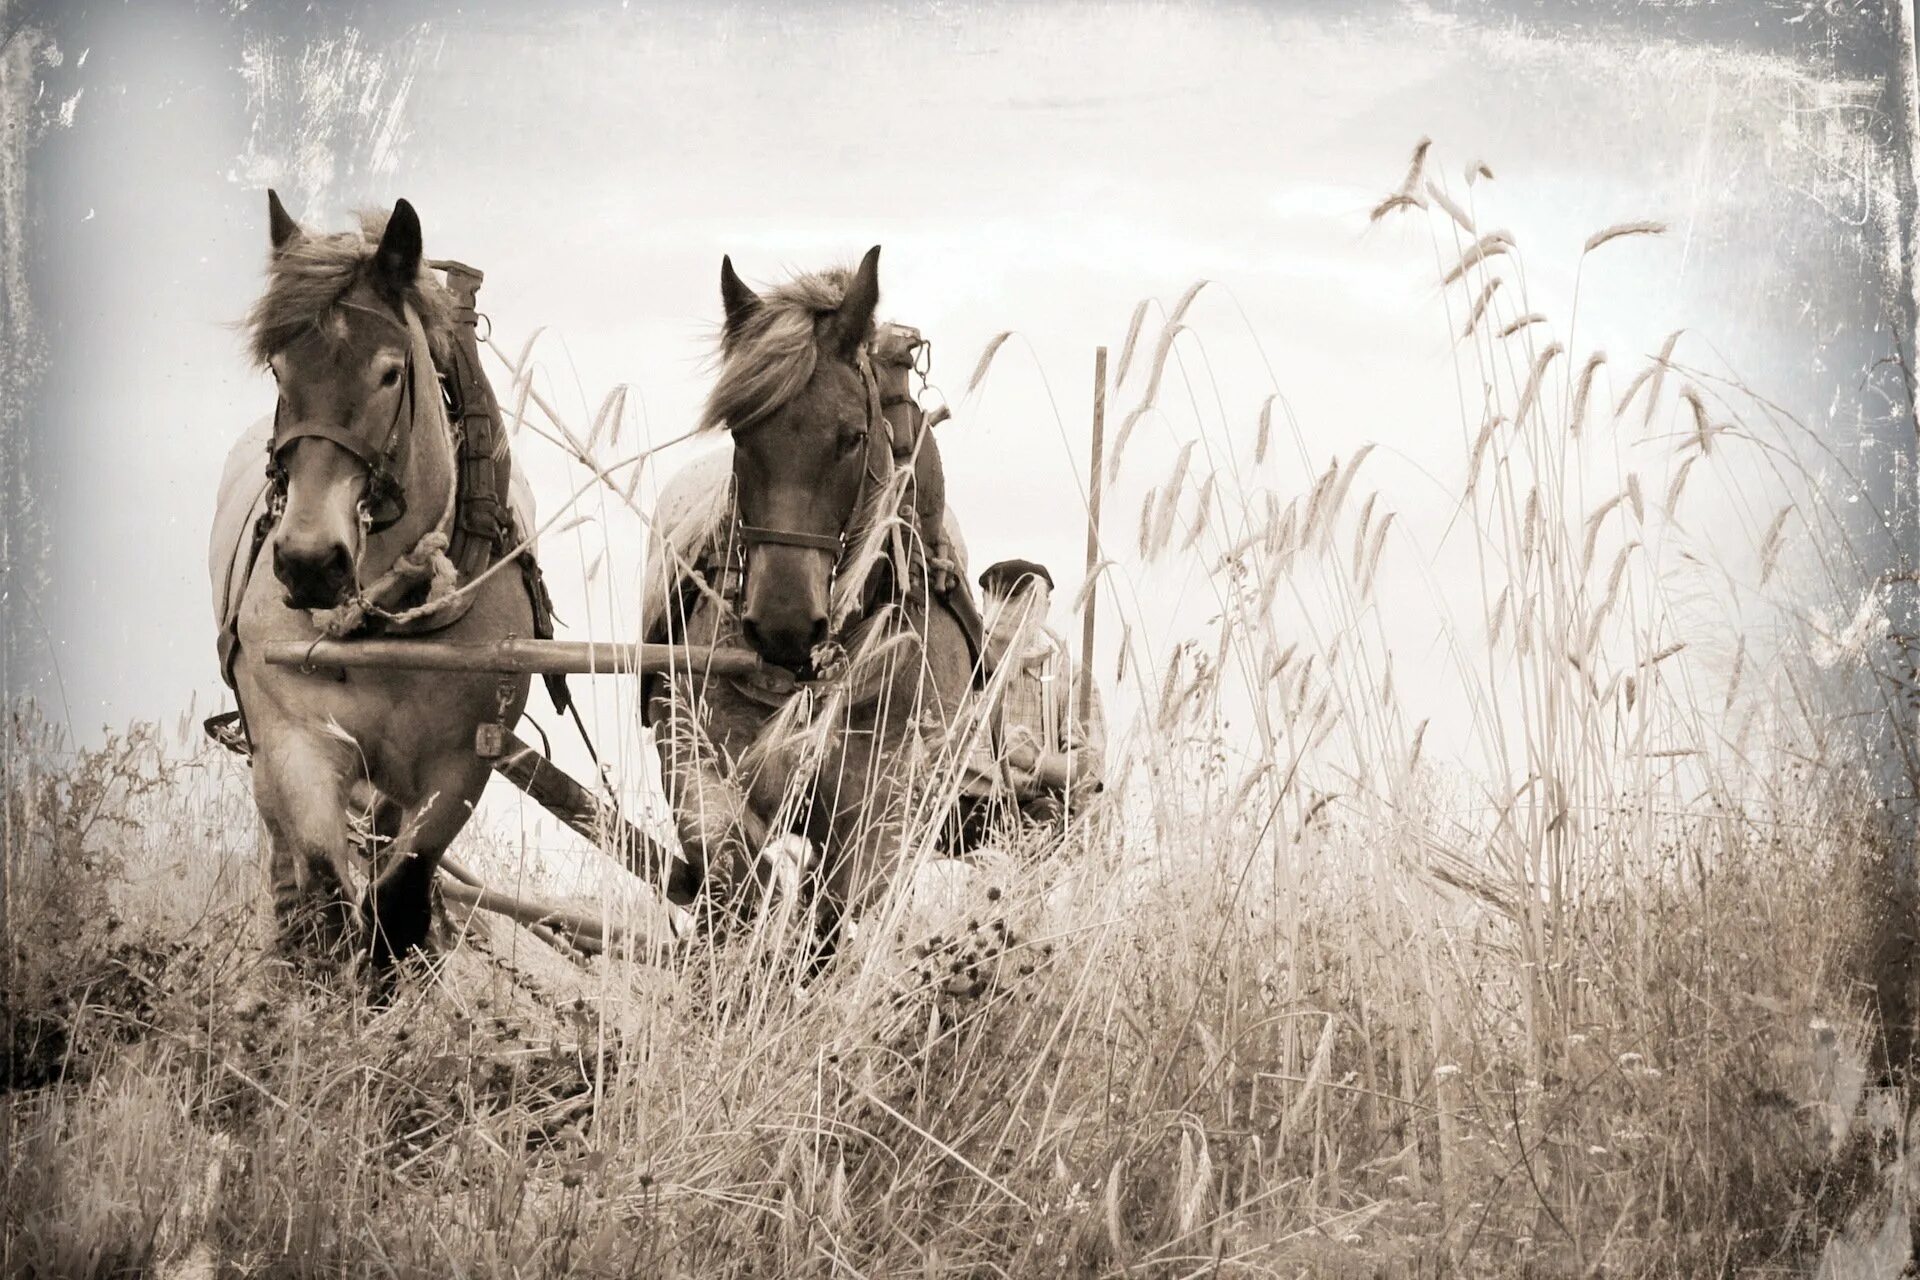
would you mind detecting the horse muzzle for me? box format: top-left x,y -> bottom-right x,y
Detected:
740,610 -> 829,673
274,538 -> 356,611
738,542 -> 834,671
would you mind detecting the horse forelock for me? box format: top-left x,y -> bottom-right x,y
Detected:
699,265 -> 870,433
245,209 -> 455,368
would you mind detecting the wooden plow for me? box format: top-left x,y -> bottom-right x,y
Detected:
262,637 -> 762,956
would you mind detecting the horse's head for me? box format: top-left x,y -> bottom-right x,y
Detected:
705,247 -> 886,670
248,191 -> 448,611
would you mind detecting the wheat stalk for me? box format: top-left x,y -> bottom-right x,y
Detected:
1680,386 -> 1715,454
1180,473 -> 1217,552
1582,493 -> 1624,575
1320,444 -> 1377,553
1758,506 -> 1795,587
1570,352 -> 1606,436
1664,455 -> 1697,518
1513,342 -> 1564,428
1442,231 -> 1514,286
1298,456 -> 1340,547
1351,494 -> 1378,580
1399,136 -> 1433,194
1426,179 -> 1476,233
1466,412 -> 1503,494
1641,330 -> 1684,428
966,331 -> 1013,395
1167,280 -> 1210,330
1369,193 -> 1425,221
1361,511 -> 1395,597
1114,300 -> 1151,386
1614,364 -> 1657,421
1462,278 -> 1505,339
1583,220 -> 1667,255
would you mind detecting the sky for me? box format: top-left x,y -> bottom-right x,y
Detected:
9,0 -> 1908,859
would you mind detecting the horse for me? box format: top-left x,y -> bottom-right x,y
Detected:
641,248 -> 980,954
212,192 -> 539,970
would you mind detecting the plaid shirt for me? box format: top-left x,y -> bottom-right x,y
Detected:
962,630 -> 1106,800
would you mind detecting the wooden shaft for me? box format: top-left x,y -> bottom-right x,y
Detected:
485,728 -> 701,908
437,876 -> 608,954
440,853 -> 587,953
1079,347 -> 1108,725
263,637 -> 759,678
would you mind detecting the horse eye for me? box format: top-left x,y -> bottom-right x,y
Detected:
379,367 -> 402,389
840,429 -> 868,456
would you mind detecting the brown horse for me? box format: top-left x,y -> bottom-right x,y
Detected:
216,193 -> 534,969
643,248 -> 978,954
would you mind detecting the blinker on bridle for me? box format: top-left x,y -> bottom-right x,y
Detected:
265,320 -> 419,535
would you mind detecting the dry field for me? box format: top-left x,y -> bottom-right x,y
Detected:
4,148 -> 1916,1278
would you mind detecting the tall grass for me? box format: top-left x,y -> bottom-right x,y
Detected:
4,147 -> 1911,1277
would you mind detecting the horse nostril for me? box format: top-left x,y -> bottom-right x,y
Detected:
321,544 -> 353,587
808,617 -> 828,648
274,540 -> 354,607
741,618 -> 765,653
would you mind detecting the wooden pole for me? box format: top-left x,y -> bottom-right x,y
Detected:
262,637 -> 759,678
1079,347 -> 1108,725
481,727 -> 700,908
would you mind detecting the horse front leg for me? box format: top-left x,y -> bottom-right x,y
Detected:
361,750 -> 491,970
251,730 -> 363,962
813,729 -> 929,962
648,676 -> 780,913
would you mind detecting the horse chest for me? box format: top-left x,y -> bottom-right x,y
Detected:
234,556 -> 531,788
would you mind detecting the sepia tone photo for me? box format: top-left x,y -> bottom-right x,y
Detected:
4,0 -> 1919,1274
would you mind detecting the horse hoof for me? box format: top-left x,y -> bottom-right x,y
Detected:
359,895 -> 437,972
757,833 -> 816,901
274,894 -> 359,965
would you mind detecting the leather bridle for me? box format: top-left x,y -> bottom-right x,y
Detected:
265,313 -> 420,535
727,350 -> 891,598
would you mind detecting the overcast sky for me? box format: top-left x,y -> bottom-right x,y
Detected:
10,1 -> 1904,859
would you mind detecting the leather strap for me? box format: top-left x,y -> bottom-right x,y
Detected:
736,522 -> 842,553
268,333 -> 414,533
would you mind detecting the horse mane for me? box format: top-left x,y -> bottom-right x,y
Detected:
245,209 -> 456,368
698,264 -> 868,433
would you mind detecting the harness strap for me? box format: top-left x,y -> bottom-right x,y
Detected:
736,523 -> 842,553
267,314 -> 415,534
275,419 -> 394,472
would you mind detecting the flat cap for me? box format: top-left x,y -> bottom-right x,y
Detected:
978,558 -> 1053,594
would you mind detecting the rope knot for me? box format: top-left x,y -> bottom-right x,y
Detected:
313,529 -> 461,637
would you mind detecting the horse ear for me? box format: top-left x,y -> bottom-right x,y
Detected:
825,245 -> 881,362
720,255 -> 760,337
374,197 -> 424,295
267,189 -> 302,254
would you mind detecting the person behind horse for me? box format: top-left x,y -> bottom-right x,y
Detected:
958,558 -> 1105,844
